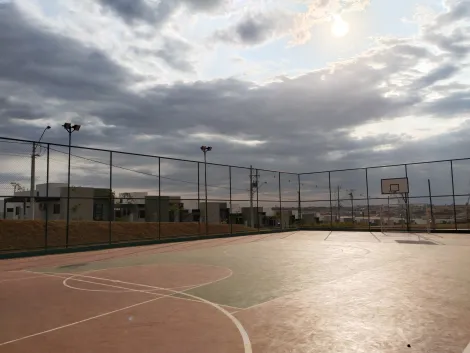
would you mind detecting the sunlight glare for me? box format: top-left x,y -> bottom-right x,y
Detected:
331,15 -> 350,37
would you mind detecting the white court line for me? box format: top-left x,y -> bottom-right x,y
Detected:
167,284 -> 196,291
0,297 -> 162,347
39,271 -> 242,311
21,270 -> 251,353
19,271 -> 163,296
64,272 -> 251,353
59,262 -> 233,294
63,280 -> 132,293
464,341 -> 470,353
24,270 -> 243,310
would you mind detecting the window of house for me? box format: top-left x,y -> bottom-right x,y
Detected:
139,210 -> 146,219
6,208 -> 13,213
53,204 -> 60,214
115,209 -> 122,218
93,203 -> 104,221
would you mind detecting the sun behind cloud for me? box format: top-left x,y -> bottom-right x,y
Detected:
331,15 -> 350,37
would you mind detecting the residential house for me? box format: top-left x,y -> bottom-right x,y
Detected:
114,192 -> 147,222
200,202 -> 229,224
3,184 -> 113,221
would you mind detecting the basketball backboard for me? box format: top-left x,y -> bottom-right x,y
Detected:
381,177 -> 409,194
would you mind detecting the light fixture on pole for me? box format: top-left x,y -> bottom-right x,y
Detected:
200,145 -> 212,236
30,126 -> 51,220
63,123 -> 81,247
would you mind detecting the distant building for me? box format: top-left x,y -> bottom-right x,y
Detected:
3,184 -> 113,221
114,192 -> 148,222
200,202 -> 229,224
241,207 -> 263,227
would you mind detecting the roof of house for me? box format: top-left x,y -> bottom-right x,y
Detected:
4,196 -> 60,203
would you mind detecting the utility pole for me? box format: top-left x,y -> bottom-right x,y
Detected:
30,143 -> 36,219
30,126 -> 51,220
249,166 -> 260,228
337,185 -> 341,222
250,166 -> 253,228
348,189 -> 355,223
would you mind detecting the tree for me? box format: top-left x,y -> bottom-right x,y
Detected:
120,192 -> 136,221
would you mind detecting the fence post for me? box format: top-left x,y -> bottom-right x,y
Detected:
65,138 -> 72,248
298,174 -> 302,228
278,172 -> 282,230
229,166 -> 233,235
365,168 -> 370,231
108,151 -> 112,245
257,169 -> 260,233
197,162 -> 200,235
158,157 -> 161,240
450,160 -> 457,230
404,164 -> 410,231
45,144 -> 50,251
428,179 -> 434,230
250,166 -> 254,228
329,172 -> 333,230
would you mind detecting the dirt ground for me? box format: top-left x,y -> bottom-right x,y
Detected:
0,220 -> 255,252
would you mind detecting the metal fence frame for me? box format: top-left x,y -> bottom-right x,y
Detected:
1,135 -> 469,256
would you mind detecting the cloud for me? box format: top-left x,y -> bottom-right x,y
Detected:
97,0 -> 167,25
98,0 -> 224,26
423,0 -> 470,58
413,64 -> 460,89
0,2 -> 131,102
155,36 -> 195,72
212,0 -> 372,47
213,10 -> 292,46
1,0 -> 470,201
291,0 -> 371,45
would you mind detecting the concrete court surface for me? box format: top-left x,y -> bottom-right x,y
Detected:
0,230 -> 469,353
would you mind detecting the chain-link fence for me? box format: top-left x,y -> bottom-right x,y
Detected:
1,136 -> 469,255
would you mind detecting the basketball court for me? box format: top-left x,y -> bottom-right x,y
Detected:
1,230 -> 470,353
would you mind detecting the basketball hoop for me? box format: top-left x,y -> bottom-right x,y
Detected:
381,177 -> 410,233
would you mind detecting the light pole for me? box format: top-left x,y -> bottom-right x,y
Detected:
63,123 -> 81,247
200,145 -> 212,236
30,126 -> 51,220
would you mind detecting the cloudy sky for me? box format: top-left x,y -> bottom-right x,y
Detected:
1,0 -> 470,206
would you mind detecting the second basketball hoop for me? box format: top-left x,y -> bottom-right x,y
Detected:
381,177 -> 409,194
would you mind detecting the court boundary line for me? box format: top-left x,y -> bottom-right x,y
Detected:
278,231 -> 301,240
35,262 -> 234,294
78,262 -> 234,292
323,231 -> 332,241
369,231 -> 381,242
0,233 -> 260,270
25,271 -> 241,311
62,271 -> 251,350
19,270 -> 251,352
463,341 -> 470,353
23,270 -> 243,311
0,296 -> 162,347
66,272 -> 252,352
